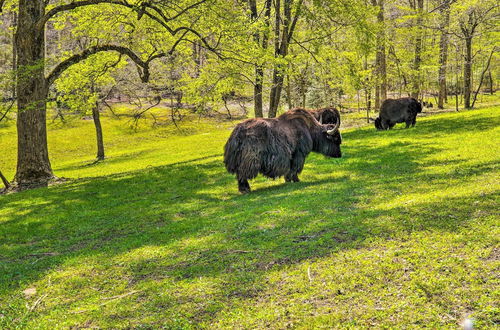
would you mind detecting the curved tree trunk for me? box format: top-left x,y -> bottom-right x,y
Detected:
14,0 -> 54,187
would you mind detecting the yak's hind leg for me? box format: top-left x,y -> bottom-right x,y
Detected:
285,153 -> 305,183
235,149 -> 261,193
237,177 -> 251,194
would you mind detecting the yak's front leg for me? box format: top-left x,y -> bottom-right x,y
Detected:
285,154 -> 305,183
381,120 -> 391,130
405,117 -> 413,128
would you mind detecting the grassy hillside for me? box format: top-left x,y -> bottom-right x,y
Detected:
0,106 -> 499,328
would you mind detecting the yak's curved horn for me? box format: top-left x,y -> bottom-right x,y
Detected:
319,113 -> 323,124
326,115 -> 340,135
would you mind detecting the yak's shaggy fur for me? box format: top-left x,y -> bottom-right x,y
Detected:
224,108 -> 342,193
375,97 -> 422,130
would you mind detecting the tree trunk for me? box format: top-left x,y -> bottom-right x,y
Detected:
254,68 -> 264,117
249,0 -> 271,118
411,0 -> 424,99
488,70 -> 493,95
366,88 -> 371,123
285,74 -> 293,109
268,0 -> 283,118
14,0 -> 54,187
268,0 -> 302,118
11,12 -> 17,100
463,36 -> 472,109
93,102 -> 105,160
372,0 -> 386,109
437,1 -> 451,109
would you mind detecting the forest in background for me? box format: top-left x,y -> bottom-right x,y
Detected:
0,0 -> 498,188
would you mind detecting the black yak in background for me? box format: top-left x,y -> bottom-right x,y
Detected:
224,108 -> 342,193
375,97 -> 423,130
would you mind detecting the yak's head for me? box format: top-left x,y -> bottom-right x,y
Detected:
374,117 -> 383,130
412,98 -> 423,113
317,107 -> 341,125
314,115 -> 342,158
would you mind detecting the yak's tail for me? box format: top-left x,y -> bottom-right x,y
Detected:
224,125 -> 262,180
374,117 -> 382,130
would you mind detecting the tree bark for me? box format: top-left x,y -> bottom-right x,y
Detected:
488,70 -> 493,95
11,12 -> 17,100
268,0 -> 303,118
411,0 -> 424,99
437,1 -> 451,109
268,0 -> 283,118
254,68 -> 264,117
248,0 -> 271,117
372,0 -> 386,109
93,102 -> 105,160
463,36 -> 472,108
14,0 -> 54,187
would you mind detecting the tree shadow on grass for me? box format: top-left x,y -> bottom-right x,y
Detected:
0,117 -> 498,327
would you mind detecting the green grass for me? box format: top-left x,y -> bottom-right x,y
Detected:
0,104 -> 499,328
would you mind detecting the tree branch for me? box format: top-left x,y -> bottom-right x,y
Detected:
42,0 -> 134,29
287,0 -> 304,44
46,45 -> 167,86
471,47 -> 497,108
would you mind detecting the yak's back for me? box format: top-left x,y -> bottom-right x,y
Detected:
381,97 -> 421,112
279,108 -> 320,129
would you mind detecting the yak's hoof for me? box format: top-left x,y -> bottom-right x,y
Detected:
285,174 -> 300,182
239,188 -> 251,194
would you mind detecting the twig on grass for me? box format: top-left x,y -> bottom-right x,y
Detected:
28,294 -> 48,312
101,290 -> 141,301
71,290 -> 142,314
224,250 -> 253,254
